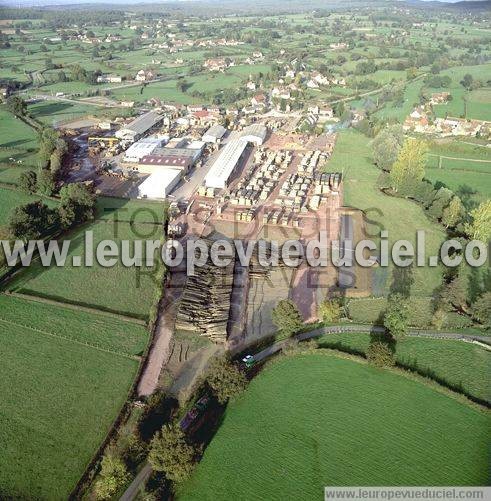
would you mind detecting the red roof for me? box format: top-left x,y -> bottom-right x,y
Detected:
192,110 -> 214,118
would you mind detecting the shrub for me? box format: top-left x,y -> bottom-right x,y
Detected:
366,337 -> 396,368
318,299 -> 341,323
384,294 -> 409,340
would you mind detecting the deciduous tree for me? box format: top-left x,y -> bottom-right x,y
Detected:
18,170 -> 37,194
5,95 -> 26,117
383,293 -> 409,340
465,200 -> 491,242
206,356 -> 247,404
94,453 -> 129,500
37,169 -> 56,196
272,299 -> 304,336
389,138 -> 427,194
148,423 -> 196,483
441,196 -> 465,229
372,125 -> 404,171
472,292 -> 491,327
7,201 -> 58,241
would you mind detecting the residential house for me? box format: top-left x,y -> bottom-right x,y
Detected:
251,93 -> 267,108
430,92 -> 450,105
135,70 -> 155,82
97,74 -> 122,84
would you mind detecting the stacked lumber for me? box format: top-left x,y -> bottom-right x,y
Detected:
176,241 -> 235,343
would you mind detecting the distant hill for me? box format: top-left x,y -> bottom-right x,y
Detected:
403,0 -> 491,10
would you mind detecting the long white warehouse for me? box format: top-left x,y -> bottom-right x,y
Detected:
137,169 -> 181,200
204,139 -> 248,189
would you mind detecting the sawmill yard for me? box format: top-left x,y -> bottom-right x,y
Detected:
0,0 -> 490,498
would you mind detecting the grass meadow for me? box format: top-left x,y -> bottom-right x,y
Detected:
179,354 -> 490,500
431,64 -> 491,121
3,196 -> 166,320
316,332 -> 490,404
6,219 -> 163,319
328,130 -> 445,297
0,107 -> 38,152
27,100 -> 98,126
0,295 -> 145,500
0,186 -> 58,226
0,107 -> 39,168
424,140 -> 491,207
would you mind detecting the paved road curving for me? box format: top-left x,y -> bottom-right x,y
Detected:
252,324 -> 491,362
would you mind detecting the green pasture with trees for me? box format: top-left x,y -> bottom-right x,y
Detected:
179,354 -> 490,499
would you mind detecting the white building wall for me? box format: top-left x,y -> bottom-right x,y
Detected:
137,169 -> 181,199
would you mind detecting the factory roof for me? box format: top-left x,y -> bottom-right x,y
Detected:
241,123 -> 267,143
123,111 -> 164,135
203,124 -> 227,140
140,155 -> 193,169
124,137 -> 164,160
152,147 -> 197,158
187,140 -> 206,150
137,169 -> 181,198
205,138 -> 248,189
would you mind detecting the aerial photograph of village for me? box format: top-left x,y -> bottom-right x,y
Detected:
0,0 -> 489,499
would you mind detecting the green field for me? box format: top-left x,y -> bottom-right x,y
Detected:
27,100 -> 98,126
96,196 -> 167,224
0,107 -> 39,167
431,64 -> 491,121
0,186 -> 58,226
0,107 -> 38,152
329,130 -> 445,296
0,294 -> 147,500
110,71 -> 248,105
179,354 -> 490,499
6,219 -> 162,319
375,77 -> 425,122
317,332 -> 490,403
424,140 -> 491,207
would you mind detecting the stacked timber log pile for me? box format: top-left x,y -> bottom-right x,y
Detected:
175,240 -> 235,343
249,240 -> 301,277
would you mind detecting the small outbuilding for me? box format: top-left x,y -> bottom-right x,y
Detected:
202,124 -> 227,144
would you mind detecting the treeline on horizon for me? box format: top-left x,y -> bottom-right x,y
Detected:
1,0 -> 490,24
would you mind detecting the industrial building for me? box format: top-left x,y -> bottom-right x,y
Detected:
204,139 -> 249,189
124,136 -> 168,163
139,155 -> 193,173
241,124 -> 267,146
115,111 -> 164,142
137,138 -> 205,174
202,124 -> 227,144
137,169 -> 181,199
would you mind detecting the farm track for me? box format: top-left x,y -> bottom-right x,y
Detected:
427,153 -> 491,164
